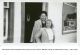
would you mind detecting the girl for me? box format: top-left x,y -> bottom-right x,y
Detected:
35,19 -> 55,43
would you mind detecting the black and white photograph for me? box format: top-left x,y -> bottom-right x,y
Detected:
1,0 -> 80,55
3,2 -> 77,43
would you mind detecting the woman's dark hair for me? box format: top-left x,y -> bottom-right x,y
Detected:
46,19 -> 53,29
41,11 -> 47,16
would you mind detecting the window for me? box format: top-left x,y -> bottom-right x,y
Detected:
62,2 -> 77,34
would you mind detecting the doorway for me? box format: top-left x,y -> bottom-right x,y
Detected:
24,3 -> 42,43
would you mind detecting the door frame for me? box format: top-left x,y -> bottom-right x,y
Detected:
21,2 -> 48,43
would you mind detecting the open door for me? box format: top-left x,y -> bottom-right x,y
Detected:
24,3 -> 42,43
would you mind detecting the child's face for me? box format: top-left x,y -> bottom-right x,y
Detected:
46,20 -> 51,28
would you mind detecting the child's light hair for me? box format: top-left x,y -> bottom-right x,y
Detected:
46,19 -> 53,28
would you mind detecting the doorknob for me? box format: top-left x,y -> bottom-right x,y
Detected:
27,14 -> 30,22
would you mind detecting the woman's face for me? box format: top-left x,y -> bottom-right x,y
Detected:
46,20 -> 52,28
40,13 -> 47,21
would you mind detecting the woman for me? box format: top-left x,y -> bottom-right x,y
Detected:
35,19 -> 55,43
